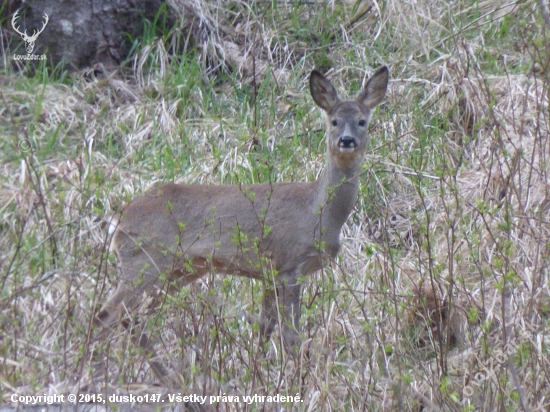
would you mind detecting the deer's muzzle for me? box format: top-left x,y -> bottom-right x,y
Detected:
338,136 -> 357,152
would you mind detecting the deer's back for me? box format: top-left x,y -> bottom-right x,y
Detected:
111,181 -> 337,278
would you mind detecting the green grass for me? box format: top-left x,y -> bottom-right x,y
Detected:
1,0 -> 550,410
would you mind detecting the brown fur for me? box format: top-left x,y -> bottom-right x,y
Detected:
97,67 -> 389,386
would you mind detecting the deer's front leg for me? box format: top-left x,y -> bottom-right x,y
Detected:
260,272 -> 302,350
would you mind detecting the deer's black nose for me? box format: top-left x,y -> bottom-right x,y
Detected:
338,136 -> 357,149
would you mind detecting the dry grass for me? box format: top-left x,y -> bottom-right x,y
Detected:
1,0 -> 550,410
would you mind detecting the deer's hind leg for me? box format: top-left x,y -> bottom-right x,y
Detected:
95,250 -> 207,388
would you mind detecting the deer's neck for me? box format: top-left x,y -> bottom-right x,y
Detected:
315,155 -> 361,234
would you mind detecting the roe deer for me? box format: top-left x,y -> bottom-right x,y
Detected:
96,67 -> 389,386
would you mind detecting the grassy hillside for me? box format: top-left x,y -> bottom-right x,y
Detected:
1,0 -> 549,410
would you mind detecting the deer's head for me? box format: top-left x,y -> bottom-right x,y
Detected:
12,10 -> 49,54
310,67 -> 389,171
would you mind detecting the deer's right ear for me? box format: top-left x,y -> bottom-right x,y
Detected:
310,70 -> 339,112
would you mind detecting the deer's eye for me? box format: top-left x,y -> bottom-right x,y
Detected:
358,120 -> 366,127
331,120 -> 338,127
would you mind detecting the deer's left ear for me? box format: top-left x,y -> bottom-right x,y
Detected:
356,66 -> 389,109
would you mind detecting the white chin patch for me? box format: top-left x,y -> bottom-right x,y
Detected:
339,147 -> 356,153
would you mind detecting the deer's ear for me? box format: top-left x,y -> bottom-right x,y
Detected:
310,70 -> 340,112
356,66 -> 389,109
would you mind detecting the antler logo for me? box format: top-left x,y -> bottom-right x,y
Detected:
12,10 -> 49,55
